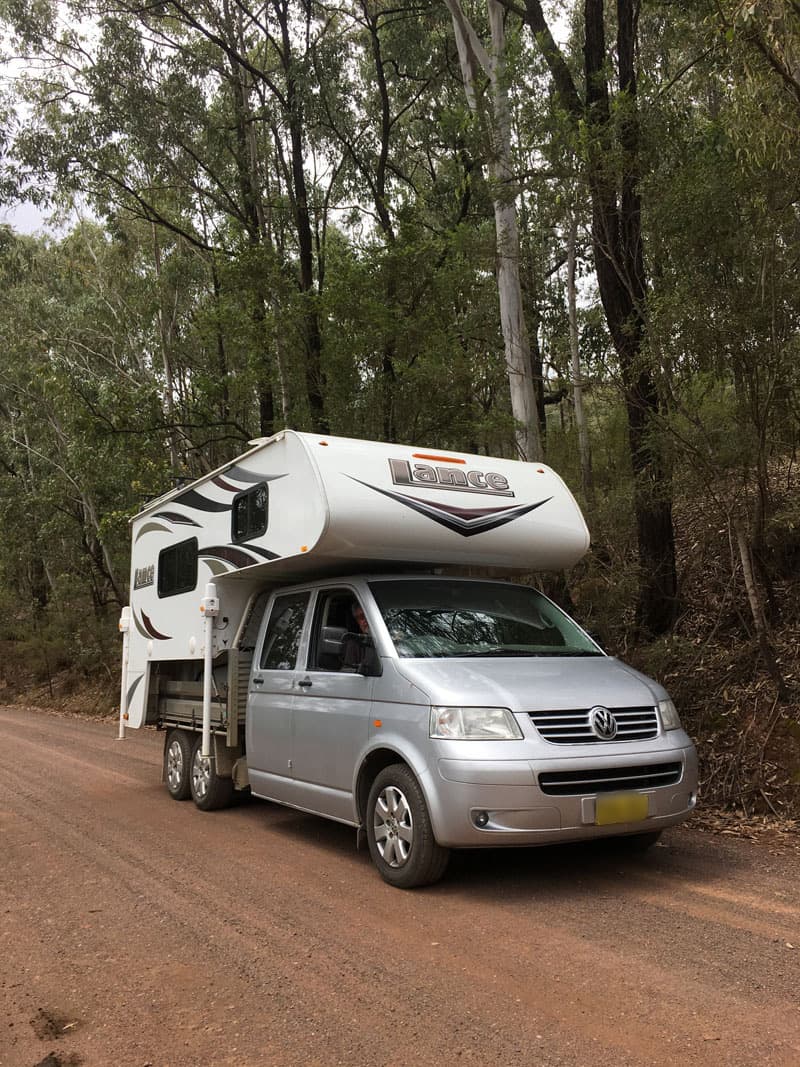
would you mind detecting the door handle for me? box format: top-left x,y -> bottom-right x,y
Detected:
297,678 -> 312,689
253,676 -> 264,685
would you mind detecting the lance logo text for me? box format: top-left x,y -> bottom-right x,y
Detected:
134,564 -> 155,590
388,458 -> 514,497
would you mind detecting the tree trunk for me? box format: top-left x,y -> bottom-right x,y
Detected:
276,0 -> 327,433
734,517 -> 787,697
364,3 -> 398,442
514,0 -> 679,634
586,0 -> 677,634
151,224 -> 180,476
446,0 -> 542,461
567,219 -> 594,506
221,9 -> 286,440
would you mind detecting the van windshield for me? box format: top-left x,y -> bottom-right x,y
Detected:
368,580 -> 602,659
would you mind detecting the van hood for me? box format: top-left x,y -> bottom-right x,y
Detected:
391,655 -> 666,712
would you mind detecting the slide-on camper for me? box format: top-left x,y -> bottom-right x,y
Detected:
120,431 -> 697,887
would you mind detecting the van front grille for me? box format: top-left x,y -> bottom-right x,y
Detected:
537,762 -> 682,796
530,706 -> 658,744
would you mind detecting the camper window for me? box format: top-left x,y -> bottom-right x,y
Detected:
157,537 -> 198,598
232,483 -> 268,543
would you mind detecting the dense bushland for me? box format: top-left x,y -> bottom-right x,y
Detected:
0,1 -> 798,813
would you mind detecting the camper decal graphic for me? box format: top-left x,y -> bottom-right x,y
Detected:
135,521 -> 171,541
245,545 -> 281,561
212,475 -> 245,493
199,545 -> 258,568
171,472 -> 287,515
153,511 -> 201,526
173,488 -> 231,513
198,544 -> 280,569
126,673 -> 142,705
350,477 -> 552,537
226,465 -> 289,486
139,610 -> 171,641
204,559 -> 229,577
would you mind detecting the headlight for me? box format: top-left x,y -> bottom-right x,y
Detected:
430,706 -> 523,740
658,698 -> 682,731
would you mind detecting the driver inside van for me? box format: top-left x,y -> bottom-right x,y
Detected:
342,600 -> 373,671
351,602 -> 369,636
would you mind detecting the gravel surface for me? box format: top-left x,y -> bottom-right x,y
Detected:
1,705 -> 799,1067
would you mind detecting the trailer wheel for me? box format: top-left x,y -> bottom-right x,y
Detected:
366,764 -> 449,889
164,730 -> 192,801
190,736 -> 234,812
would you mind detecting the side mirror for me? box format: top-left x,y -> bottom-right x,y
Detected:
341,633 -> 382,677
358,637 -> 382,677
320,625 -> 347,656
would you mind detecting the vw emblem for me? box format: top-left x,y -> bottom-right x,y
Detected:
589,706 -> 618,740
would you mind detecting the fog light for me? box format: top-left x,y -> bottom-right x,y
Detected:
474,810 -> 489,828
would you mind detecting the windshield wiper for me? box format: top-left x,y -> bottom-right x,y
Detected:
456,648 -> 603,658
455,648 -> 558,658
457,647 -> 532,657
542,649 -> 603,657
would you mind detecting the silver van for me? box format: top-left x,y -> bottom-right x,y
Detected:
246,574 -> 698,888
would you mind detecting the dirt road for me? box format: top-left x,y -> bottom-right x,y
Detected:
1,705 -> 799,1067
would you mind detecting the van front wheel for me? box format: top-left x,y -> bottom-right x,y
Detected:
366,764 -> 449,889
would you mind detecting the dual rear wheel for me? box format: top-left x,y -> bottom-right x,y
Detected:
164,729 -> 234,811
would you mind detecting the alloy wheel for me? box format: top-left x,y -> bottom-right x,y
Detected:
372,784 -> 414,868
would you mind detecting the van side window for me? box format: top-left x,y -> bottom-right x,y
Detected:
157,537 -> 198,598
309,590 -> 370,672
232,483 -> 268,543
260,592 -> 309,670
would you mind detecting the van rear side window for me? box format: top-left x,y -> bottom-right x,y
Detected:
232,483 -> 268,542
157,537 -> 198,598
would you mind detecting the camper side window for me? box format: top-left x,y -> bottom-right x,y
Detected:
232,483 -> 268,543
157,537 -> 198,598
260,592 -> 310,670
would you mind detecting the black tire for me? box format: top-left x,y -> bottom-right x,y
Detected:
164,729 -> 193,801
610,830 -> 662,852
366,764 -> 450,889
189,735 -> 235,812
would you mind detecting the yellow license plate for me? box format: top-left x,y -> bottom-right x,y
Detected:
595,792 -> 649,826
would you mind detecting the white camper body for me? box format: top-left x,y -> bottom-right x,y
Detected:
124,431 -> 589,732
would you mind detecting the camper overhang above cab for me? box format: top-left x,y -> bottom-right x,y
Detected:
130,431 -> 590,591
122,432 -> 591,727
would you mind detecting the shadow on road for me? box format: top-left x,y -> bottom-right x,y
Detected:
234,795 -> 733,899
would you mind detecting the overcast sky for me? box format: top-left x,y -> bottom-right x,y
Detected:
0,200 -> 52,234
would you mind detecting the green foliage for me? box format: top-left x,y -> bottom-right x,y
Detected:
0,0 -> 797,755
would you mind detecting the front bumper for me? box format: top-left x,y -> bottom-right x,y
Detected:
425,742 -> 698,848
